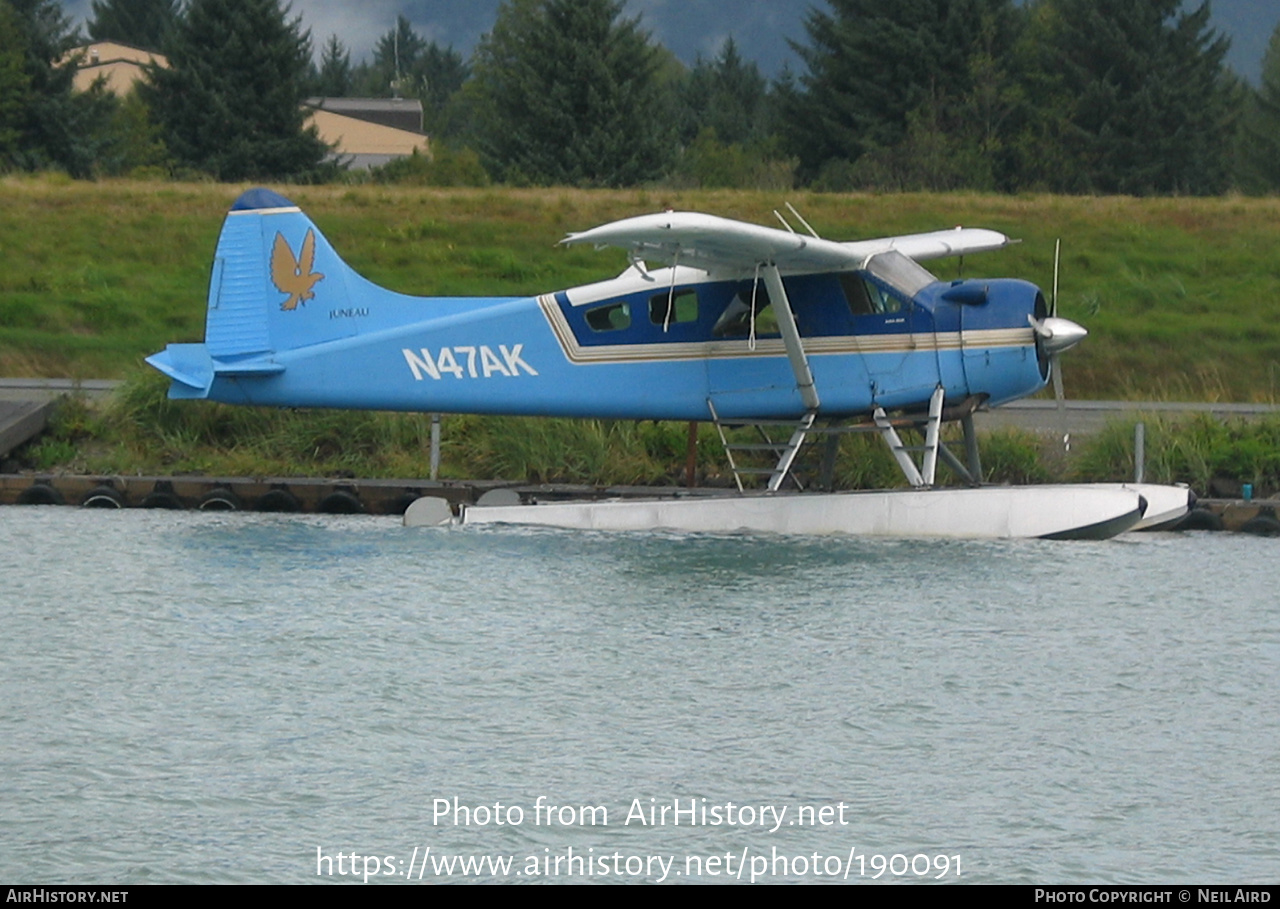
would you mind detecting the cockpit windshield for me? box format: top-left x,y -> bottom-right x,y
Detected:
863,250 -> 937,297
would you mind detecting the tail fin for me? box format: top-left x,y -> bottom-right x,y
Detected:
147,188 -> 363,397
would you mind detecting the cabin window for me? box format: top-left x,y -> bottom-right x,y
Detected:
841,274 -> 875,315
713,284 -> 778,337
585,301 -> 631,332
649,289 -> 698,325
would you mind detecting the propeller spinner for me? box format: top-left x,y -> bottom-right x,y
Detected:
1029,314 -> 1087,354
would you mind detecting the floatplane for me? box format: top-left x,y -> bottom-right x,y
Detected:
147,189 -> 1190,539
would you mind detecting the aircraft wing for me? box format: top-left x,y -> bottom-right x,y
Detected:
561,212 -> 1013,274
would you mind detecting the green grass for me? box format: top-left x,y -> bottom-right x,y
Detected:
1071,412 -> 1280,496
19,372 -> 1280,497
8,177 -> 1280,490
6,177 -> 1280,398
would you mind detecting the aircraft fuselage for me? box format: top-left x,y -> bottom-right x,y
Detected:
150,194 -> 1052,423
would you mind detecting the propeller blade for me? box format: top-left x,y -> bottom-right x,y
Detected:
1051,353 -> 1070,452
1049,239 -> 1069,451
1052,238 -> 1061,318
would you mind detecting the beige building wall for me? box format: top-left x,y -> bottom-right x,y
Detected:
305,108 -> 429,169
68,42 -> 168,94
64,43 -> 428,168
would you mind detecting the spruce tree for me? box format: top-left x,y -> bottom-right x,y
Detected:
5,0 -> 115,177
468,0 -> 670,186
87,0 -> 180,51
782,0 -> 1018,182
314,34 -> 352,97
1027,0 -> 1234,194
0,0 -> 30,166
142,0 -> 327,180
677,38 -> 769,147
355,16 -> 466,135
1236,22 -> 1280,192
366,15 -> 427,97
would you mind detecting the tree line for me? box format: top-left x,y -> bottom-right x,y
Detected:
2,0 -> 1279,193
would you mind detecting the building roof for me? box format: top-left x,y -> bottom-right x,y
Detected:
305,97 -> 425,134
307,97 -> 424,117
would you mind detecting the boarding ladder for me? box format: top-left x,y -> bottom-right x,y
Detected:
872,385 -> 946,487
708,402 -> 817,492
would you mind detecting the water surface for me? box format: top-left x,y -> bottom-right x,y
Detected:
1,509 -> 1276,883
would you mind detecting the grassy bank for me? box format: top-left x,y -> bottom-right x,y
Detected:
17,372 -> 1280,499
6,176 -> 1280,493
4,176 -> 1280,398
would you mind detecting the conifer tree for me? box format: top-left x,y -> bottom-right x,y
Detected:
5,0 -> 115,177
354,16 -> 466,135
314,34 -> 352,97
468,0 -> 670,186
1236,22 -> 1280,192
677,38 -> 769,146
1026,0 -> 1234,194
366,15 -> 427,97
142,0 -> 327,180
0,0 -> 30,166
87,0 -> 180,51
781,0 -> 1017,182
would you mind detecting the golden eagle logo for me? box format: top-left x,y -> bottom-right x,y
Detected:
271,229 -> 325,311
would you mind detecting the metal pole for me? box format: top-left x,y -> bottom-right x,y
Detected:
962,413 -> 983,485
430,413 -> 441,481
1134,421 -> 1145,484
685,421 -> 698,488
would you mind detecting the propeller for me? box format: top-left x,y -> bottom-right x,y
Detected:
1027,239 -> 1087,451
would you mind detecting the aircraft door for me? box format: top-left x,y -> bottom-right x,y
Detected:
844,274 -> 938,409
705,280 -> 807,417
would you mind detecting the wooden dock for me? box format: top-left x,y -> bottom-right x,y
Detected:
0,473 -> 736,514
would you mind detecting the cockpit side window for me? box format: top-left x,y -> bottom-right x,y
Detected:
840,272 -> 902,316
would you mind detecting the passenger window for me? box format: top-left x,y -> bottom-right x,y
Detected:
649,290 -> 698,325
585,301 -> 631,332
713,284 -> 777,337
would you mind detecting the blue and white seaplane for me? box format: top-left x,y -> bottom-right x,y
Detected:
147,188 -> 1190,538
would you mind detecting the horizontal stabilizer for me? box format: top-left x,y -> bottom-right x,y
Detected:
145,344 -> 285,400
145,344 -> 213,398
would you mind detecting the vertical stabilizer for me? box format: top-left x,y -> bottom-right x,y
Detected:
206,187 -> 358,358
147,188 -> 363,396
205,193 -> 276,358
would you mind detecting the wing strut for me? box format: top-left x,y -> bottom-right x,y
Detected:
761,264 -> 820,411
